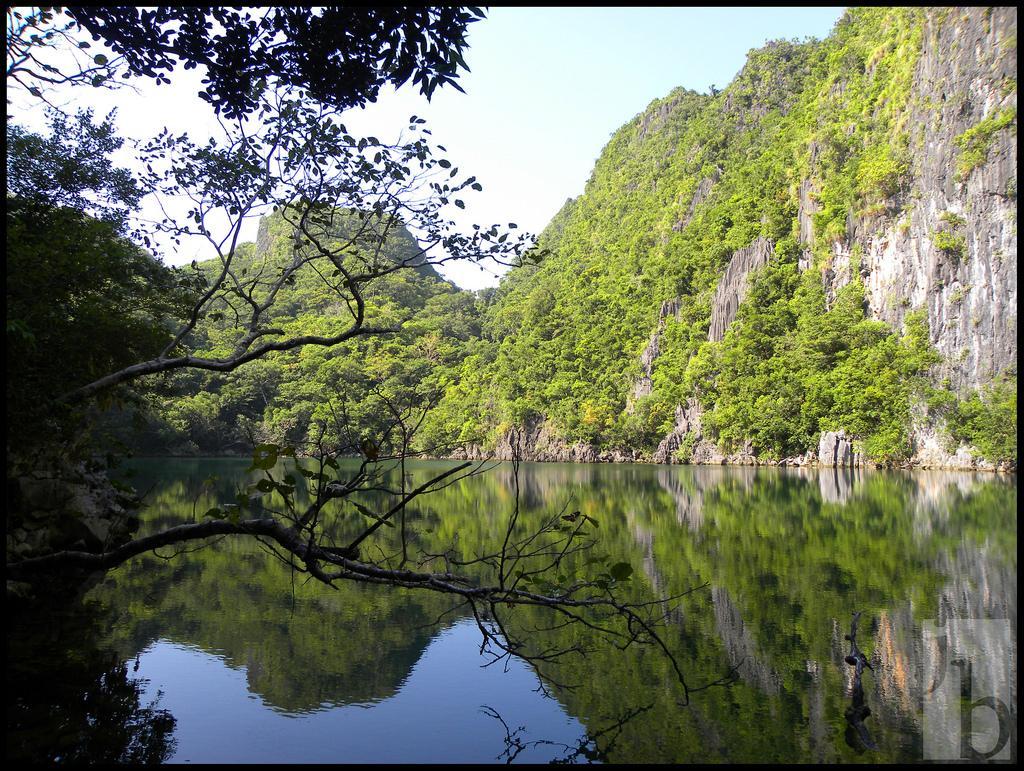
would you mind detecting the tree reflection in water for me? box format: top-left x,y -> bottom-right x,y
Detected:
7,597 -> 176,765
482,702 -> 655,763
842,610 -> 877,752
8,460 -> 1015,764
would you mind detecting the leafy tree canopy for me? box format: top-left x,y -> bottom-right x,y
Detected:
5,111 -> 196,449
9,7 -> 483,118
6,108 -> 140,227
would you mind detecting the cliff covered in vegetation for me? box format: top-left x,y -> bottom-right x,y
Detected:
432,7 -> 1017,470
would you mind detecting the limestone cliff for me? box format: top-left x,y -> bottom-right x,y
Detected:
629,299 -> 681,403
814,7 -> 1017,394
445,8 -> 1016,471
708,237 -> 774,343
643,7 -> 1016,471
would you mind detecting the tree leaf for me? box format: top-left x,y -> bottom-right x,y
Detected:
251,443 -> 279,470
351,500 -> 394,527
609,562 -> 633,581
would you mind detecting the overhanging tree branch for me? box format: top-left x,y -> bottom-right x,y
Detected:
59,324 -> 397,404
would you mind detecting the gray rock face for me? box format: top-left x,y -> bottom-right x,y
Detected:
630,298 -> 680,403
9,464 -> 140,559
651,399 -> 758,465
636,91 -> 685,142
8,459 -> 142,602
817,431 -> 864,468
255,216 -> 274,259
652,399 -> 702,463
449,415 -> 643,464
797,174 -> 819,271
900,7 -> 1017,394
821,7 -> 1017,395
674,169 -> 720,232
708,237 -> 774,342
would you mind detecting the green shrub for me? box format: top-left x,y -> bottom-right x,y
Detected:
955,107 -> 1017,177
855,142 -> 909,197
938,210 -> 966,228
933,229 -> 966,261
949,373 -> 1017,463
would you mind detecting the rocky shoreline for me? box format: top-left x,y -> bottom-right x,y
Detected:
7,457 -> 143,604
445,414 -> 1016,474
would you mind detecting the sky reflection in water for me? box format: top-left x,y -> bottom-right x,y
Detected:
134,620 -> 586,764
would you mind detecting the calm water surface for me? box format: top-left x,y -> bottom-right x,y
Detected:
9,459 -> 1017,763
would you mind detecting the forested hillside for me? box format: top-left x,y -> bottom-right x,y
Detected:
113,210 -> 486,456
121,7 -> 1016,469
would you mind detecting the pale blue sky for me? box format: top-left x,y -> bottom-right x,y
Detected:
364,6 -> 848,288
11,7 -> 847,288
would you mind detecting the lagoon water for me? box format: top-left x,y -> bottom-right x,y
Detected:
9,459 -> 1017,763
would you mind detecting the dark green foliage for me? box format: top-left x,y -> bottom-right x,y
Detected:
8,598 -> 176,764
8,7 -> 517,463
55,7 -> 484,118
5,199 -> 192,450
5,113 -> 196,451
6,110 -> 140,228
947,373 -> 1017,463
